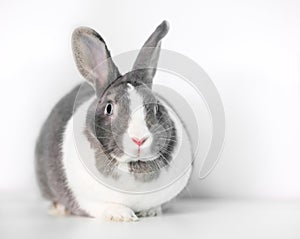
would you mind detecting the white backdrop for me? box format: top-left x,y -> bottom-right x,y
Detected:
1,0 -> 300,199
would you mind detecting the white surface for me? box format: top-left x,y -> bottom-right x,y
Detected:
1,0 -> 300,199
1,198 -> 300,239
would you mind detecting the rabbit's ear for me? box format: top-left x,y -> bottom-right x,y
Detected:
72,27 -> 120,97
132,21 -> 169,88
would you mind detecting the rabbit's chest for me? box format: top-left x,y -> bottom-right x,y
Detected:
62,117 -> 191,212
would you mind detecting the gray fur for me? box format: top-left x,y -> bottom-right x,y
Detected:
35,83 -> 94,216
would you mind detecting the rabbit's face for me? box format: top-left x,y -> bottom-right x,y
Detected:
92,75 -> 176,164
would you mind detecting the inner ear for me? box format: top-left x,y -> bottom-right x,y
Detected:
72,27 -> 121,96
132,21 -> 169,87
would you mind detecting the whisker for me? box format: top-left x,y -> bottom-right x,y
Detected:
154,126 -> 175,134
160,149 -> 175,155
158,152 -> 185,175
152,112 -> 169,126
156,138 -> 177,143
103,158 -> 118,173
96,136 -> 114,139
157,137 -> 177,140
158,152 -> 172,168
97,146 -> 121,155
154,160 -> 160,171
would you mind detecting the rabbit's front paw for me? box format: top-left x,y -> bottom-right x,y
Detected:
48,202 -> 69,216
103,204 -> 138,222
136,206 -> 162,217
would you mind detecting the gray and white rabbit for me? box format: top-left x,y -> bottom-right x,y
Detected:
35,21 -> 193,222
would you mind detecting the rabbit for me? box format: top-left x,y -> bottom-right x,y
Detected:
35,20 -> 193,222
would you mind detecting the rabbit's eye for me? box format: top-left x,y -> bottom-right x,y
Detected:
104,102 -> 114,116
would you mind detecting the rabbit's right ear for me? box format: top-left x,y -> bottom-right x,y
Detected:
72,27 -> 120,97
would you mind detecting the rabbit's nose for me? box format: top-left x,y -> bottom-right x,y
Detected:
131,137 -> 148,146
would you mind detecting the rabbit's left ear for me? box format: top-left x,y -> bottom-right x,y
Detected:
132,21 -> 169,88
72,27 -> 121,97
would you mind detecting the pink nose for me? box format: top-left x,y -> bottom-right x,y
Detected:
132,137 -> 148,146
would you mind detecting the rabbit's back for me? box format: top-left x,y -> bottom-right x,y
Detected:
35,83 -> 93,215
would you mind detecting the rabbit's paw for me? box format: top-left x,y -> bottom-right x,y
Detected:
136,206 -> 162,217
48,202 -> 69,216
103,204 -> 139,222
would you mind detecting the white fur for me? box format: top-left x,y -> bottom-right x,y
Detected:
62,94 -> 192,219
48,203 -> 68,216
120,84 -> 153,161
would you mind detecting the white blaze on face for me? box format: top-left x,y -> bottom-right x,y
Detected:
118,83 -> 153,162
127,84 -> 149,139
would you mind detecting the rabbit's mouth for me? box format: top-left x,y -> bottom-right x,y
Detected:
110,151 -> 159,164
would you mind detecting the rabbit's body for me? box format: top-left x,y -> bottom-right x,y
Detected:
35,21 -> 193,221
35,84 -> 93,216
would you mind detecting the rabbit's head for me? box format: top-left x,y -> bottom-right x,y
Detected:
72,21 -> 176,171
